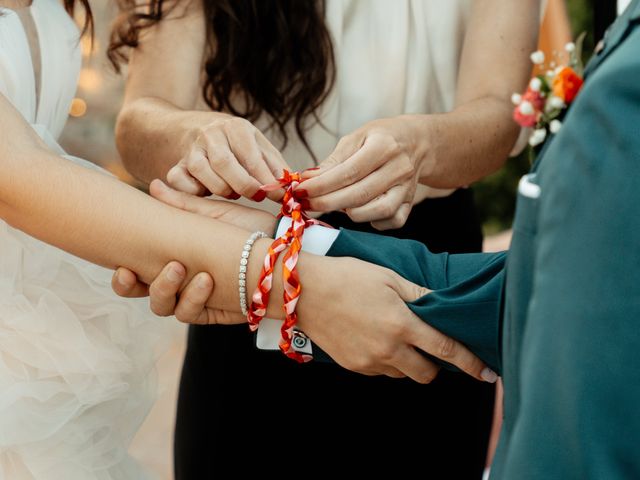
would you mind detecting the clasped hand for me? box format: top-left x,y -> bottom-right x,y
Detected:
112,181 -> 495,385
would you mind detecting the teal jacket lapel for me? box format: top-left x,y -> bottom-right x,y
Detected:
584,0 -> 640,77
530,0 -> 640,173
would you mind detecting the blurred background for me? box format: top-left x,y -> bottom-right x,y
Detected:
57,1 -> 604,478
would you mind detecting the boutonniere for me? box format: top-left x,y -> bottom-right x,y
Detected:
512,35 -> 586,149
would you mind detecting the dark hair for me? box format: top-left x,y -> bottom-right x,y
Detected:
65,0 -> 94,38
108,0 -> 335,158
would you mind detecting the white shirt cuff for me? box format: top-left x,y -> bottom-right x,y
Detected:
274,216 -> 340,255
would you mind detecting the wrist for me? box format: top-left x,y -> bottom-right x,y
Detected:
399,114 -> 436,181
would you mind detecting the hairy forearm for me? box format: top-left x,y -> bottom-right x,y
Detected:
414,96 -> 520,188
116,96 -> 230,183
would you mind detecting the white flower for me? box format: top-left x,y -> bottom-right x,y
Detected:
565,42 -> 576,53
530,50 -> 545,65
529,77 -> 542,92
519,101 -> 535,116
548,96 -> 565,110
546,69 -> 555,79
545,95 -> 566,113
555,66 -> 564,75
549,119 -> 563,134
511,93 -> 522,105
529,128 -> 547,147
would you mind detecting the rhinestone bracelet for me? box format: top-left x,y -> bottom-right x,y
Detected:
239,231 -> 269,316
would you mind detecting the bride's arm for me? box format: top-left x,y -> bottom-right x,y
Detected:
0,93 -> 257,313
1,94 -> 491,382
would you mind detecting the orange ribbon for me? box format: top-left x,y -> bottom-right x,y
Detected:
247,170 -> 330,363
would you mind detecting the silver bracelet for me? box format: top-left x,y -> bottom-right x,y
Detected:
239,231 -> 269,316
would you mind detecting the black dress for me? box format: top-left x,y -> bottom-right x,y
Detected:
174,188 -> 495,478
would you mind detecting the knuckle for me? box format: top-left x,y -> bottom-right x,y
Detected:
356,186 -> 372,206
416,368 -> 438,384
236,178 -> 257,196
383,137 -> 401,157
388,211 -> 408,229
374,201 -> 395,220
174,300 -> 198,324
166,166 -> 183,184
206,149 -> 226,169
148,282 -> 166,301
413,283 -> 429,300
311,197 -> 326,212
397,156 -> 414,179
149,297 -> 169,317
437,335 -> 457,360
372,342 -> 396,363
343,163 -> 360,184
226,116 -> 251,130
387,316 -> 407,338
188,155 -> 210,175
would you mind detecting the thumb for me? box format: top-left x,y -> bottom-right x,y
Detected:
392,273 -> 431,303
301,134 -> 361,179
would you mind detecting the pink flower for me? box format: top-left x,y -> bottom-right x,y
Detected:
513,101 -> 538,127
522,88 -> 545,111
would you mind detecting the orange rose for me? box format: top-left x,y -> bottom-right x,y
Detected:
552,67 -> 583,103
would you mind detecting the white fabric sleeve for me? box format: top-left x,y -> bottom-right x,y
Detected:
274,217 -> 340,255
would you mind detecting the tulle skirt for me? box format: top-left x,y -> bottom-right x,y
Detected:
0,220 -> 172,479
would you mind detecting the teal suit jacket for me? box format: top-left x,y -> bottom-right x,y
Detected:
325,3 -> 640,477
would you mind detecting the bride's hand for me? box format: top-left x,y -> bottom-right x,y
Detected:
112,180 -> 278,323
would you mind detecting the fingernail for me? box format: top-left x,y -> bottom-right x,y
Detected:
115,271 -> 128,286
167,266 -> 182,283
196,274 -> 210,289
251,190 -> 267,202
295,188 -> 308,198
305,167 -> 320,172
225,192 -> 241,200
481,368 -> 498,383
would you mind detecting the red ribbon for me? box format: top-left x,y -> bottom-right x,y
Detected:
247,170 -> 328,363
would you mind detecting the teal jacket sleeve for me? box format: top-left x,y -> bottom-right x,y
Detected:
326,229 -> 505,374
499,22 -> 640,478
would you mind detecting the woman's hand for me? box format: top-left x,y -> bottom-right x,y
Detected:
112,180 -> 278,323
167,115 -> 290,201
298,255 -> 497,384
300,116 -> 427,230
151,179 -> 278,234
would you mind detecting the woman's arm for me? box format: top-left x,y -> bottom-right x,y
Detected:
1,92 -> 492,382
0,93 -> 247,312
300,0 -> 541,229
115,0 -> 288,199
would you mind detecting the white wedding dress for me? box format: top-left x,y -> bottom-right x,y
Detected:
0,1 -> 170,478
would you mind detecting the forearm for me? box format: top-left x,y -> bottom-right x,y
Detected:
412,96 -> 520,188
326,228 -> 505,372
116,96 -> 230,183
413,0 -> 539,188
0,99 -> 268,315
